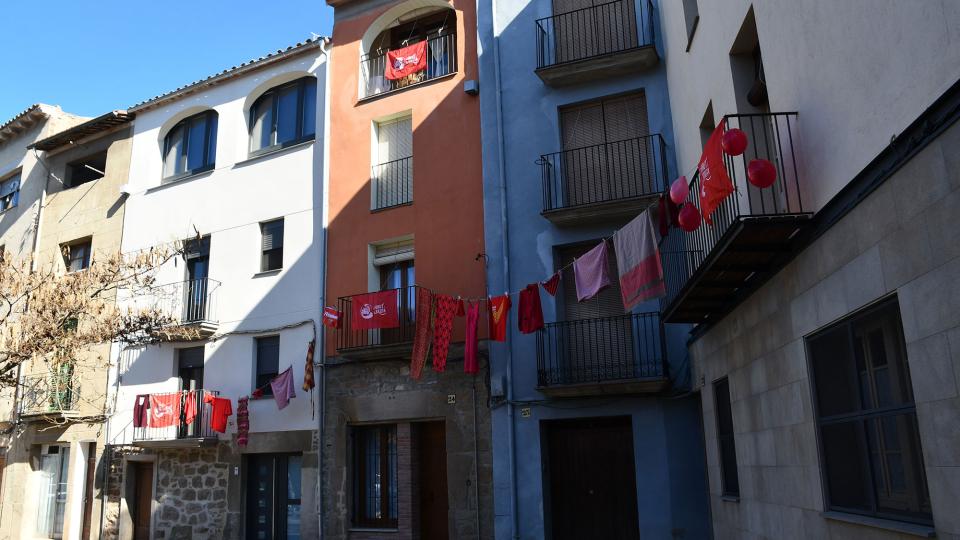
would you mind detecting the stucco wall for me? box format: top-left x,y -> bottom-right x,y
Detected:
690,119 -> 960,538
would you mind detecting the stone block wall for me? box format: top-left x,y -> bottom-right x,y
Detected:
690,120 -> 960,538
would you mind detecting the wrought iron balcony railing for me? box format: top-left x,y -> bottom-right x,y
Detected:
336,286 -> 423,354
360,33 -> 457,99
152,277 -> 220,326
536,0 -> 654,70
372,156 -> 413,210
536,312 -> 666,390
132,389 -> 220,443
539,134 -> 667,217
20,372 -> 80,417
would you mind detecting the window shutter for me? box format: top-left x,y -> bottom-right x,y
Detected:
256,336 -> 280,375
560,102 -> 606,150
377,116 -> 413,163
373,239 -> 415,266
177,347 -> 205,369
0,175 -> 20,197
602,92 -> 649,142
261,220 -> 284,251
558,242 -> 624,321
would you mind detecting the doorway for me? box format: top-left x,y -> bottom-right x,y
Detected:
542,416 -> 640,540
417,421 -> 449,540
245,454 -> 303,540
183,236 -> 210,322
177,346 -> 204,438
129,461 -> 154,540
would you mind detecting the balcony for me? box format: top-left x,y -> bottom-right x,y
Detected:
151,278 -> 221,340
372,157 -> 413,211
537,312 -> 668,396
19,373 -> 80,420
336,286 -> 421,360
662,112 -> 813,324
132,389 -> 221,448
539,134 -> 667,225
535,0 -> 657,86
360,33 -> 457,100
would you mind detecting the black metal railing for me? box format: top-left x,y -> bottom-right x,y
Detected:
372,157 -> 413,210
537,312 -> 666,387
337,286 -> 423,351
662,112 -> 805,307
133,389 -> 220,442
20,372 -> 80,415
536,0 -> 654,69
360,33 -> 458,99
152,278 -> 220,325
540,134 -> 668,213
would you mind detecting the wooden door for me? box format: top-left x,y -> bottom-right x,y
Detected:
80,443 -> 96,540
543,417 -> 640,540
131,462 -> 153,540
417,421 -> 449,540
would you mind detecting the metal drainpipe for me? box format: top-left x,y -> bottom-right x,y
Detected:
487,0 -> 519,537
316,36 -> 332,540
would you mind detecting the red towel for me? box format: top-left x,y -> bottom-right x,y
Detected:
183,390 -> 200,425
518,284 -> 544,334
464,301 -> 481,374
432,294 -> 458,373
410,288 -> 434,380
488,295 -> 511,342
614,210 -> 666,309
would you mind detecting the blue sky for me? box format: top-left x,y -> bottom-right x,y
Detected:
0,0 -> 333,122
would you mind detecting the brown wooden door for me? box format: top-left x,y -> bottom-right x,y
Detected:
543,416 -> 640,540
131,462 -> 153,540
417,421 -> 449,540
80,443 -> 96,540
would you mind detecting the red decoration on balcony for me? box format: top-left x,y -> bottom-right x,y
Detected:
747,159 -> 777,188
669,175 -> 689,204
385,41 -> 427,80
351,290 -> 400,330
698,122 -> 735,225
678,204 -> 702,232
721,128 -> 748,156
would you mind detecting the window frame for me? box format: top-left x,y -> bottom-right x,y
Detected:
352,424 -> 399,529
807,297 -> 932,526
0,172 -> 21,212
713,376 -> 740,498
162,110 -> 218,182
254,335 -> 281,396
65,150 -> 108,188
248,77 -> 317,157
62,238 -> 92,273
259,218 -> 284,273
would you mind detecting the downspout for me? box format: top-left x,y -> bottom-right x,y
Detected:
317,36 -> 333,540
488,1 -> 519,537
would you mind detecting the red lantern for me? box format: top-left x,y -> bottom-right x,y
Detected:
721,128 -> 748,156
678,204 -> 701,232
747,159 -> 777,188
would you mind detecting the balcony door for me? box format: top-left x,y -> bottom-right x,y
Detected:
559,92 -> 650,208
245,454 -> 302,540
36,444 -> 70,539
184,236 -> 210,323
551,0 -> 638,64
178,347 -> 204,438
378,260 -> 415,345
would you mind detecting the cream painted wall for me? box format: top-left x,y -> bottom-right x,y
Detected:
659,0 -> 960,211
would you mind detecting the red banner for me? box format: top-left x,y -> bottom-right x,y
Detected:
697,122 -> 735,225
351,290 -> 400,330
149,393 -> 181,428
385,41 -> 427,80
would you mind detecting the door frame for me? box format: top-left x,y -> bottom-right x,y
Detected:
120,455 -> 157,540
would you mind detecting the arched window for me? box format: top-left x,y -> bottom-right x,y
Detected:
249,77 -> 317,155
163,111 -> 218,180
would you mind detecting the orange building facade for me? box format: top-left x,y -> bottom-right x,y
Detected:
322,0 -> 492,538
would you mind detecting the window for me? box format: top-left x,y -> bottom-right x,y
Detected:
353,425 -> 398,528
714,377 -> 739,497
66,151 -> 107,188
37,444 -> 70,538
0,173 -> 20,211
163,111 -> 218,180
63,239 -> 91,272
249,77 -> 317,155
255,336 -> 280,395
260,219 -> 284,272
246,454 -> 302,539
681,0 -> 699,50
808,298 -> 931,524
372,116 -> 413,210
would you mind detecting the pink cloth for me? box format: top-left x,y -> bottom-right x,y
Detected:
574,241 -> 611,302
614,210 -> 665,309
270,366 -> 297,410
464,301 -> 480,374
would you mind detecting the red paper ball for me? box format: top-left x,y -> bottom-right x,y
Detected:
721,128 -> 748,156
678,204 -> 701,232
747,159 -> 777,188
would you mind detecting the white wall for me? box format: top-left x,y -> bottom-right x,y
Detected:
659,0 -> 960,211
108,49 -> 327,444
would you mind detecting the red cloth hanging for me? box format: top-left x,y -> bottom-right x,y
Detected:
410,288 -> 434,380
203,393 -> 233,434
518,284 -> 544,334
541,272 -> 561,296
456,298 -> 466,317
149,392 -> 181,428
432,294 -> 458,373
385,41 -> 427,80
614,210 -> 666,309
488,295 -> 512,342
464,301 -> 481,375
236,396 -> 250,446
351,290 -> 400,330
183,390 -> 200,425
697,122 -> 735,225
322,307 -> 341,329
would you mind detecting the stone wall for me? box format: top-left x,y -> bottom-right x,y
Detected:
322,357 -> 493,540
690,120 -> 960,538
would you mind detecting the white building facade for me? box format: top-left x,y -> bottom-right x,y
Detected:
104,39 -> 328,540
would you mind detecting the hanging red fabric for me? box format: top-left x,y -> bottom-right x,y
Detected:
351,290 -> 400,330
385,41 -> 427,80
697,122 -> 735,225
410,287 -> 434,380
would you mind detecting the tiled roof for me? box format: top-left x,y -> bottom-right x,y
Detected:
130,36 -> 327,112
0,104 -> 51,145
31,110 -> 135,152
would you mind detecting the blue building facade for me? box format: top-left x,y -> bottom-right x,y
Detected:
476,0 -> 711,538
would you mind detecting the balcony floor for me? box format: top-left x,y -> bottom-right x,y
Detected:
542,194 -> 659,226
538,376 -> 669,397
536,46 -> 658,87
133,437 -> 220,449
664,214 -> 813,324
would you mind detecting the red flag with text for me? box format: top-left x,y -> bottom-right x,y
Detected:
697,122 -> 735,225
351,290 -> 400,330
385,41 -> 427,80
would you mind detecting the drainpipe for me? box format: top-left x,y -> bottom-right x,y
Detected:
487,1 -> 519,537
316,36 -> 333,540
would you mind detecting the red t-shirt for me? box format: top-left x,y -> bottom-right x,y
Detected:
204,393 -> 233,434
488,295 -> 511,342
